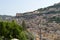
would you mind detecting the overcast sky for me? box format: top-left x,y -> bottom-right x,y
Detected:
0,0 -> 60,16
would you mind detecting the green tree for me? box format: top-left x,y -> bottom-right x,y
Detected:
22,20 -> 27,30
0,21 -> 28,40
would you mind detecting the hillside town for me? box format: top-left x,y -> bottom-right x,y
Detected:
1,2 -> 60,40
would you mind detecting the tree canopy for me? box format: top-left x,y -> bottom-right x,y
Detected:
0,21 -> 28,40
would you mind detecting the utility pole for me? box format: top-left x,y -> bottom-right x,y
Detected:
38,19 -> 42,40
39,24 -> 42,40
33,32 -> 36,40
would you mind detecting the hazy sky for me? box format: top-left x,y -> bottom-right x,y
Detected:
0,0 -> 60,16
